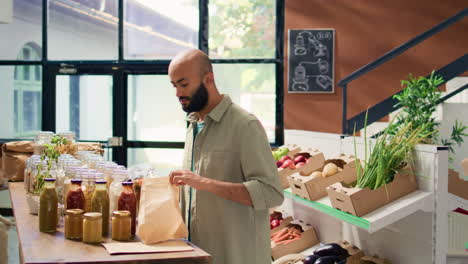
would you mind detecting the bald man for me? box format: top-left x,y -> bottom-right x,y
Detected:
168,49 -> 284,264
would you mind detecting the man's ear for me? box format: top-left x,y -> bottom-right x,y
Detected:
203,72 -> 215,86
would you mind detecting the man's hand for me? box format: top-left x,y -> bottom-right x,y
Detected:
169,170 -> 207,190
169,170 -> 253,206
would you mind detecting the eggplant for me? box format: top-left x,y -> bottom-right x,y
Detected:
314,256 -> 341,264
303,254 -> 320,264
313,243 -> 349,258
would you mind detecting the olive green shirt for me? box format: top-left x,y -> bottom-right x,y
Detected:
181,95 -> 284,264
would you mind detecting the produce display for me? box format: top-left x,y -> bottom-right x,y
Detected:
354,117 -> 432,190
276,153 -> 311,170
273,147 -> 292,161
271,223 -> 304,247
270,211 -> 284,229
302,243 -> 349,264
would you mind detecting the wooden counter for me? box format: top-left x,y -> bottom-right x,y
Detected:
8,182 -> 211,264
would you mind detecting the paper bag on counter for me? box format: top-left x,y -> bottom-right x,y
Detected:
1,141 -> 34,182
137,177 -> 188,244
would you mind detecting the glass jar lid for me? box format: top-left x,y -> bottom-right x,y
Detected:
113,210 -> 131,217
66,209 -> 84,215
84,212 -> 102,219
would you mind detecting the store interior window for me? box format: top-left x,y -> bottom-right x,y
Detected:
13,42 -> 42,138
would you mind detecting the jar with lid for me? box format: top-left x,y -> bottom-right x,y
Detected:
65,209 -> 83,240
57,131 -> 76,144
24,155 -> 41,192
33,131 -> 54,155
82,212 -> 102,243
39,178 -> 58,233
91,180 -> 109,236
118,181 -> 136,235
111,210 -> 132,241
58,154 -> 73,170
63,167 -> 85,202
75,151 -> 93,162
81,172 -> 97,212
103,164 -> 120,189
109,169 -> 128,218
30,160 -> 48,195
66,179 -> 85,210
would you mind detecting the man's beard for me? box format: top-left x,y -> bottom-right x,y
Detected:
180,82 -> 209,113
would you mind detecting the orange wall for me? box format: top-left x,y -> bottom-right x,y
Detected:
284,0 -> 468,133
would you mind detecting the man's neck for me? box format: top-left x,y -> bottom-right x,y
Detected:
197,94 -> 223,121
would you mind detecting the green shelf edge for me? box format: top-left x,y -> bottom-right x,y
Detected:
284,189 -> 370,230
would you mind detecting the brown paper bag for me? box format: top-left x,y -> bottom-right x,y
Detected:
136,177 -> 188,244
1,141 -> 34,182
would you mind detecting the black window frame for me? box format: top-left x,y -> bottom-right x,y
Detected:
0,0 -> 285,166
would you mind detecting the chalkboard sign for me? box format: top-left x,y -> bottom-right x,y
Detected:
288,29 -> 335,93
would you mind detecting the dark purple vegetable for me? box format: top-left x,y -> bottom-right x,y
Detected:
313,243 -> 349,257
314,256 -> 341,264
303,254 -> 320,264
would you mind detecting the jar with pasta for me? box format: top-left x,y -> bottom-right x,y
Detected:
81,172 -> 97,212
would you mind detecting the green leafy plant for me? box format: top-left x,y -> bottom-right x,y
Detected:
32,135 -> 68,194
386,71 -> 467,159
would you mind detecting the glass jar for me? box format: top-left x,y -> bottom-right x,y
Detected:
30,160 -> 48,195
33,131 -> 54,155
82,212 -> 102,244
118,182 -> 137,235
66,179 -> 85,210
103,164 -> 120,189
91,180 -> 109,236
63,167 -> 85,202
39,178 -> 58,233
81,172 -> 97,212
24,155 -> 41,192
57,132 -> 76,144
65,209 -> 84,240
109,169 -> 128,218
111,210 -> 132,241
75,151 -> 93,162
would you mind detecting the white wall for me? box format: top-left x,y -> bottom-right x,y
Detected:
439,103 -> 468,176
0,67 -> 14,138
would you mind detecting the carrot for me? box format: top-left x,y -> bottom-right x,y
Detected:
271,228 -> 288,240
281,237 -> 301,245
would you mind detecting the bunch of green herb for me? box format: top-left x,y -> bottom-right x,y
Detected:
354,113 -> 434,190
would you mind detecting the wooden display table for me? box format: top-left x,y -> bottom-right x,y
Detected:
8,182 -> 211,264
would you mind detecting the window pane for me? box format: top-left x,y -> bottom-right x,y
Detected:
0,0 -> 42,60
128,75 -> 187,141
48,0 -> 118,60
22,91 -> 41,132
209,0 -> 275,59
213,64 -> 276,142
124,0 -> 199,59
0,66 -> 42,139
127,148 -> 184,177
56,75 -> 113,141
